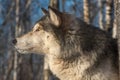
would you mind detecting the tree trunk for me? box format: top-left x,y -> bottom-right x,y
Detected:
83,0 -> 90,24
112,0 -> 117,39
43,56 -> 50,80
13,0 -> 20,80
105,0 -> 112,32
115,0 -> 120,79
62,0 -> 65,12
112,17 -> 117,38
98,0 -> 104,30
49,0 -> 59,10
43,0 -> 59,80
17,0 -> 32,80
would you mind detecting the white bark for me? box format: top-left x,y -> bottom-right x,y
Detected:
49,0 -> 59,10
115,0 -> 120,79
83,0 -> 90,24
112,0 -> 117,39
44,56 -> 50,80
43,0 -> 59,80
105,0 -> 112,31
112,19 -> 117,38
13,0 -> 20,80
98,0 -> 104,30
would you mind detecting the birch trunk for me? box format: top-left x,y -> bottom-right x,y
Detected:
49,0 -> 59,10
105,0 -> 112,32
112,0 -> 117,38
115,0 -> 120,79
13,0 -> 20,80
43,0 -> 59,80
98,0 -> 104,30
83,0 -> 90,24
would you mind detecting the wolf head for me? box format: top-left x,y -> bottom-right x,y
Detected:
12,7 -> 81,56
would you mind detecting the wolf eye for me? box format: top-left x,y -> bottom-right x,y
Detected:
33,23 -> 43,32
33,27 -> 41,32
35,28 -> 41,32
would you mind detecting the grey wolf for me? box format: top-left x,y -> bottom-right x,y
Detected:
12,6 -> 118,80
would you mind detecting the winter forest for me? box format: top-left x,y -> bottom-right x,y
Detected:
0,0 -> 120,80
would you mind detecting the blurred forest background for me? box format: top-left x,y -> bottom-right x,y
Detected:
0,0 -> 118,80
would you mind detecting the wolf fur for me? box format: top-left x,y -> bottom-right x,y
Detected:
13,7 -> 118,80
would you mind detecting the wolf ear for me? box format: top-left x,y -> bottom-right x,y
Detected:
48,6 -> 61,27
41,8 -> 48,15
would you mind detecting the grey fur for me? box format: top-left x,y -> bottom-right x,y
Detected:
14,8 -> 118,80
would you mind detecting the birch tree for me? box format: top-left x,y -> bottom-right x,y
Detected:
13,0 -> 32,80
105,0 -> 112,32
115,0 -> 120,79
17,0 -> 33,80
49,0 -> 59,10
112,1 -> 117,38
13,0 -> 20,80
43,0 -> 59,80
98,0 -> 104,30
83,0 -> 90,24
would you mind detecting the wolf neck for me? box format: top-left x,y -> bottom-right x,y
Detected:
47,49 -> 97,80
47,44 -> 97,74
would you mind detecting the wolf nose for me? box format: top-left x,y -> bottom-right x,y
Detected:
12,39 -> 17,45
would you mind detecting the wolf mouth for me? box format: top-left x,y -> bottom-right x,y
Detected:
17,49 -> 28,53
15,47 -> 34,54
